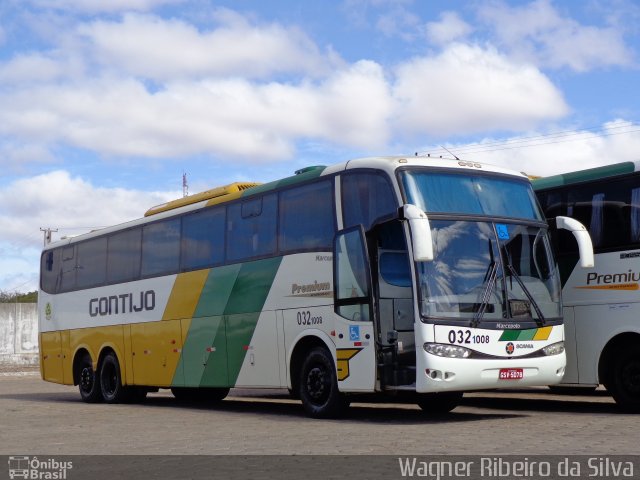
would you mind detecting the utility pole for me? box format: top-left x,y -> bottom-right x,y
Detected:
40,227 -> 58,247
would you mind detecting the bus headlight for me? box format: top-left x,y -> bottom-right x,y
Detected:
424,343 -> 471,358
542,341 -> 565,356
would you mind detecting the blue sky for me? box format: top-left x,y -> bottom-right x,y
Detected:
1,0 -> 640,293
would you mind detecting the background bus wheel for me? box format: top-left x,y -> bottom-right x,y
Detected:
171,387 -> 229,402
609,348 -> 640,413
99,352 -> 130,404
416,391 -> 463,413
78,354 -> 102,403
299,347 -> 347,418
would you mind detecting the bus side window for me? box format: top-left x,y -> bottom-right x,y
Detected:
141,218 -> 181,277
76,237 -> 107,289
342,173 -> 396,230
279,180 -> 335,252
40,249 -> 61,294
377,221 -> 411,288
226,194 -> 277,262
181,207 -> 225,270
108,228 -> 142,284
60,246 -> 76,292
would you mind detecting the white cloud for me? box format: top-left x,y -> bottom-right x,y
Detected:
392,44 -> 568,137
0,61 -> 392,161
0,170 -> 175,240
0,53 -> 81,84
0,6 -> 574,167
0,170 -> 177,292
430,120 -> 640,177
375,5 -> 421,41
425,11 -> 472,46
26,0 -> 184,13
477,0 -> 634,71
78,11 -> 342,80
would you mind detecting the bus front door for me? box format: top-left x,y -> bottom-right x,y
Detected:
333,226 -> 377,392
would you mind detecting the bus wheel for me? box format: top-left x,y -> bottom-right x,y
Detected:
78,354 -> 102,403
99,352 -> 130,404
299,347 -> 347,418
416,392 -> 463,414
609,348 -> 640,413
171,387 -> 229,403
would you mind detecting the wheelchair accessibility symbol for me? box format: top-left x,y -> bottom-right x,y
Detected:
349,325 -> 360,341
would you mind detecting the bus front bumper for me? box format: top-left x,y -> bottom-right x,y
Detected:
416,351 -> 566,393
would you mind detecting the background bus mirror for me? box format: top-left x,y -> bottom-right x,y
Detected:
556,216 -> 595,268
402,204 -> 434,262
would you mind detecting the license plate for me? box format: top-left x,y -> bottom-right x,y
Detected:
499,368 -> 524,380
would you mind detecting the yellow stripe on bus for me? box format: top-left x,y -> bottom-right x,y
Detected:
162,269 -> 210,322
532,326 -> 553,341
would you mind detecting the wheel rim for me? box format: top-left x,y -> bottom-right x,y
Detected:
621,358 -> 640,396
80,366 -> 93,393
306,365 -> 329,404
102,362 -> 117,397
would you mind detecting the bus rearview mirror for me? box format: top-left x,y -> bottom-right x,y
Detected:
556,216 -> 595,268
402,204 -> 434,262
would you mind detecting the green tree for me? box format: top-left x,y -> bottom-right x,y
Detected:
0,290 -> 38,303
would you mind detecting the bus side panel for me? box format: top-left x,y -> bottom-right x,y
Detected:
573,304 -> 640,385
179,316 -> 228,387
123,325 -> 134,385
130,320 -> 183,387
562,307 -> 579,383
69,324 -> 127,379
233,311 -> 281,387
40,331 -> 64,384
60,330 -> 73,385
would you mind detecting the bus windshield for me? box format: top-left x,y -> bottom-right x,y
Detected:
401,170 -> 544,220
417,220 -> 562,323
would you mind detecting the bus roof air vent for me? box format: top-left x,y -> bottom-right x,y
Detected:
144,182 -> 262,216
294,166 -> 326,175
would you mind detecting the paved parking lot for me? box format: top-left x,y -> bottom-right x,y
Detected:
1,368 -> 637,456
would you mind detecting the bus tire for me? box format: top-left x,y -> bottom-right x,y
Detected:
299,347 -> 347,418
609,348 -> 640,413
99,352 -> 130,404
416,391 -> 463,413
171,387 -> 229,403
78,354 -> 102,403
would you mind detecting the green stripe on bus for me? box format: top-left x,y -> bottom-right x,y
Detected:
498,330 -> 521,341
532,162 -> 635,190
241,166 -> 327,197
173,257 -> 283,388
224,257 -> 282,386
499,329 -> 537,341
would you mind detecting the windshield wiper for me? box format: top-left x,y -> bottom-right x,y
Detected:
472,240 -> 498,327
472,261 -> 498,328
506,264 -> 545,327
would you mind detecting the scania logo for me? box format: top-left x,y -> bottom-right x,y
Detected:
506,342 -> 515,355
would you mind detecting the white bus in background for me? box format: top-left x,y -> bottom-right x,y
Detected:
534,161 -> 640,412
39,155 -> 592,418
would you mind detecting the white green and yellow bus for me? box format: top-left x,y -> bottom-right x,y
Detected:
534,161 -> 640,412
39,156 -> 593,418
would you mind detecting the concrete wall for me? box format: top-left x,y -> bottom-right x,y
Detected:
0,303 -> 39,365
